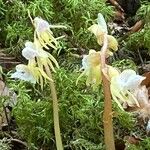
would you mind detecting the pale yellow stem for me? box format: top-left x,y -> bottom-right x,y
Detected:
100,33 -> 115,150
45,65 -> 63,150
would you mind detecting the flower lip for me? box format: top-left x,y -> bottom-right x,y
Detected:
34,17 -> 50,32
11,64 -> 36,83
115,69 -> 146,91
22,41 -> 50,60
22,47 -> 38,60
124,75 -> 146,91
81,55 -> 89,70
81,50 -> 101,70
97,13 -> 108,33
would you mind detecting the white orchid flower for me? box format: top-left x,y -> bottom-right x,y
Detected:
22,41 -> 48,60
34,17 -> 51,33
88,13 -> 118,54
110,69 -> 146,110
77,49 -> 119,89
11,64 -> 36,83
11,64 -> 53,89
34,17 -> 66,50
17,40 -> 59,88
22,41 -> 59,71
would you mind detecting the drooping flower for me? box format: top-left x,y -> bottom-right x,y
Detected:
77,49 -> 119,89
34,17 -> 57,49
11,16 -> 64,90
11,64 -> 36,83
12,28 -> 60,89
22,40 -> 59,72
76,50 -> 101,88
88,13 -> 118,55
11,64 -> 53,89
12,39 -> 59,89
22,41 -> 39,60
110,69 -> 146,110
34,17 -> 66,50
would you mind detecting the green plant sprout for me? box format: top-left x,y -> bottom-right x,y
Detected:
11,16 -> 66,150
77,13 -> 146,150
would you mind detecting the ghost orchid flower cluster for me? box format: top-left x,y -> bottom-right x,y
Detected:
77,13 -> 120,149
11,16 -> 65,150
88,13 -> 118,56
11,17 -> 65,88
110,69 -> 146,110
77,13 -> 119,89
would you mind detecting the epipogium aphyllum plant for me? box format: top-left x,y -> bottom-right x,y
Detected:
77,13 -> 146,150
11,16 -> 66,150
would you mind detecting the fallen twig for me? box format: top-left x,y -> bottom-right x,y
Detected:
11,138 -> 28,148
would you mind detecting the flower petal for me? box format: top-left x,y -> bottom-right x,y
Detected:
11,64 -> 36,83
118,70 -> 136,88
107,35 -> 118,51
34,17 -> 50,33
22,47 -> 38,60
97,13 -> 108,33
88,24 -> 104,37
125,75 -> 146,91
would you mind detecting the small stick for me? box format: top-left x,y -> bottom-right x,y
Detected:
3,105 -> 12,135
137,48 -> 144,65
11,138 -> 28,147
27,10 -> 34,26
109,0 -> 124,12
0,82 -> 12,135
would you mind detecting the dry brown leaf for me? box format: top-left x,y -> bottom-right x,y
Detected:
124,85 -> 150,122
124,135 -> 142,145
128,20 -> 144,33
141,72 -> 150,88
0,79 -> 17,129
108,0 -> 124,12
0,80 -> 17,107
114,10 -> 125,21
141,72 -> 150,97
0,80 -> 5,95
0,107 -> 11,130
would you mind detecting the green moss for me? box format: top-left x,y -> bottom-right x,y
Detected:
9,68 -> 104,149
125,2 -> 150,54
11,81 -> 54,149
112,59 -> 137,71
2,0 -> 150,149
0,0 -> 114,57
0,138 -> 11,150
